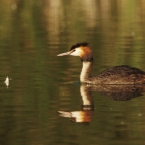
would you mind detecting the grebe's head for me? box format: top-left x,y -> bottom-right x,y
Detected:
57,42 -> 93,62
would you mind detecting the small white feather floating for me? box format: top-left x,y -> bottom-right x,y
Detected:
4,76 -> 9,88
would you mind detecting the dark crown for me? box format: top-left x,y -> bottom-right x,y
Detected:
70,42 -> 89,50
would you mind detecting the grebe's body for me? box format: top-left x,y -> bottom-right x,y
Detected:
57,43 -> 145,84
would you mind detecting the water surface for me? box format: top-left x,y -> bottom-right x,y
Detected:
0,0 -> 145,145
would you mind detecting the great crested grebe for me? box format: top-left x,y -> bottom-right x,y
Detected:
57,42 -> 145,84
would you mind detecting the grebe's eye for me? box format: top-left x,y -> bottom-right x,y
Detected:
72,49 -> 76,52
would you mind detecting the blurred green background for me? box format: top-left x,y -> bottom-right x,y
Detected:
0,0 -> 145,145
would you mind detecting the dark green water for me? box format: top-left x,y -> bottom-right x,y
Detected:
0,0 -> 145,145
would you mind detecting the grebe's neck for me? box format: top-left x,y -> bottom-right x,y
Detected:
80,61 -> 93,83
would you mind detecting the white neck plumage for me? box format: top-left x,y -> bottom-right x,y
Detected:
80,61 -> 93,83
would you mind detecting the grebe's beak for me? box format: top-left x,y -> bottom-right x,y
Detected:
57,50 -> 72,56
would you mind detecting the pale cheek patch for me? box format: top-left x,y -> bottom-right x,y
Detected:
70,50 -> 80,56
70,49 -> 82,56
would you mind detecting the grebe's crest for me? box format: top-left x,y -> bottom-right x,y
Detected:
70,43 -> 93,62
70,42 -> 89,50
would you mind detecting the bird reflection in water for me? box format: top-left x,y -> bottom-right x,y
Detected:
59,84 -> 94,123
58,84 -> 145,123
